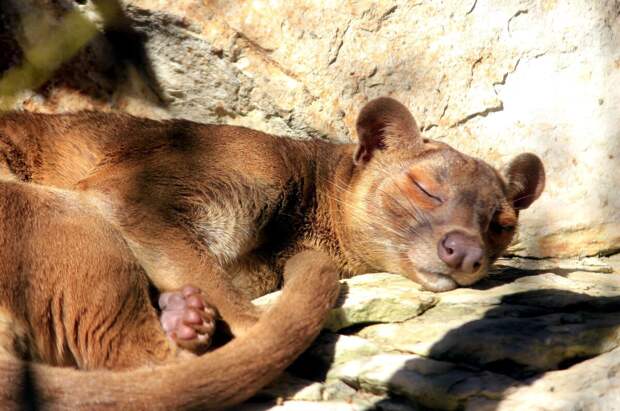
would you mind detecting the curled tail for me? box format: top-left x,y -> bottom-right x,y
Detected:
0,251 -> 339,410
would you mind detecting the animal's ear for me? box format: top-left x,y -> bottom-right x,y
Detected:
354,97 -> 421,164
504,153 -> 545,210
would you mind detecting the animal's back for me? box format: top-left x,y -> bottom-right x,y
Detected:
0,111 -> 314,187
0,111 -> 123,186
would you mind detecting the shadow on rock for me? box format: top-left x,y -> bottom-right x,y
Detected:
381,289 -> 620,410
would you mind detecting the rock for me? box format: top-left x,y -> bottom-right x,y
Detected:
238,400 -> 368,411
325,274 -> 437,332
251,270 -> 620,409
438,272 -> 620,306
255,274 -> 438,332
1,0 -> 618,257
257,373 -> 326,402
321,381 -> 358,402
494,256 -> 614,273
359,272 -> 620,374
302,333 -> 382,370
327,353 -> 517,410
474,347 -> 620,411
248,372 -> 407,410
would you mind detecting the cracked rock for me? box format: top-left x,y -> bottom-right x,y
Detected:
359,272 -> 620,374
251,264 -> 620,410
255,274 -> 438,332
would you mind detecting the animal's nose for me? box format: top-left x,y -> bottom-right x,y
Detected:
437,231 -> 484,273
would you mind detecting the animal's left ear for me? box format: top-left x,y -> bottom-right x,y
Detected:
354,97 -> 422,164
503,153 -> 546,210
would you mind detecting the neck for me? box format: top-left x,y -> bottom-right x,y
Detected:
297,139 -> 372,276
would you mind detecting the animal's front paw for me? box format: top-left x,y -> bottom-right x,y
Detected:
158,285 -> 216,354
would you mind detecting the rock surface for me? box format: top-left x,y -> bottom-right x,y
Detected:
248,257 -> 620,410
1,0 -> 618,258
255,274 -> 438,332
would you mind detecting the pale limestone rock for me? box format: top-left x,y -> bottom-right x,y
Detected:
238,401 -> 367,411
241,397 -> 421,411
251,271 -> 620,409
303,333 -> 382,369
255,274 -> 437,331
360,272 -> 620,372
438,271 -> 620,306
473,347 -> 620,411
327,353 -> 517,410
258,376 -> 359,403
360,302 -> 620,373
495,256 -> 614,273
258,373 -> 325,402
251,371 -> 402,410
262,346 -> 620,410
325,274 -> 437,331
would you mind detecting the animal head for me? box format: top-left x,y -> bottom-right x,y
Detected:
345,97 -> 545,292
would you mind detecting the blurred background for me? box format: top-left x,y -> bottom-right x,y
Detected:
1,0 -> 618,261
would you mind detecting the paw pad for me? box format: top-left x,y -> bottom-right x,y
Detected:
159,285 -> 217,353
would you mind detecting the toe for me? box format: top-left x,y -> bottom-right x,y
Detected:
176,324 -> 198,340
186,294 -> 205,310
182,308 -> 203,325
181,285 -> 200,298
193,320 -> 215,336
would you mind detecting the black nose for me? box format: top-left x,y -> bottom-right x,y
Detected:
438,231 -> 484,273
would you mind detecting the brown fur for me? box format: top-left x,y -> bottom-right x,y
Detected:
0,177 -> 339,408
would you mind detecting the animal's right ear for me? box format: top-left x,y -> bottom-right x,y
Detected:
504,153 -> 546,210
354,97 -> 422,165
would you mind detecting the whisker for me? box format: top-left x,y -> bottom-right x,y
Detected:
372,162 -> 432,227
319,167 -> 431,243
375,187 -> 427,240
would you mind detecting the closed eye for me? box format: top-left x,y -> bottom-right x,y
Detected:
410,177 -> 443,204
490,220 -> 515,234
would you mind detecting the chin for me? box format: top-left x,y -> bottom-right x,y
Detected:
405,263 -> 489,292
451,269 -> 489,287
409,269 -> 458,292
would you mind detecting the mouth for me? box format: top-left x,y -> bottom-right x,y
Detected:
404,252 -> 489,292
